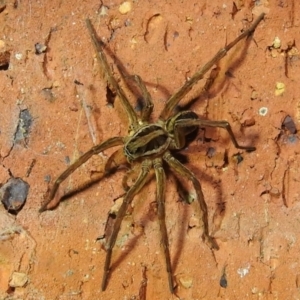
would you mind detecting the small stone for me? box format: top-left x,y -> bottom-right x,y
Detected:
282,115 -> 297,134
0,178 -> 29,213
258,107 -> 268,116
9,272 -> 28,287
35,43 -> 47,54
109,197 -> 123,216
270,48 -> 278,58
251,90 -> 258,100
275,82 -> 285,96
15,53 -> 22,60
119,1 -> 132,14
272,36 -> 281,49
53,80 -> 60,87
220,273 -> 227,288
99,5 -> 108,16
109,17 -> 121,30
179,275 -> 193,289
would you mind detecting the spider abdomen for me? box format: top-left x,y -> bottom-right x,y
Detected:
166,110 -> 198,135
124,124 -> 171,161
166,110 -> 199,149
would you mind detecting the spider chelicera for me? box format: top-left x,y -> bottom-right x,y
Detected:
40,13 -> 265,293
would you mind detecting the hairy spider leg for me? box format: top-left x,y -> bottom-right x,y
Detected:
102,159 -> 152,291
163,151 -> 219,250
174,119 -> 256,151
153,157 -> 174,293
39,137 -> 123,212
129,74 -> 154,122
159,13 -> 265,121
86,19 -> 139,130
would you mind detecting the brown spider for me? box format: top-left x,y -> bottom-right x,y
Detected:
40,13 -> 265,293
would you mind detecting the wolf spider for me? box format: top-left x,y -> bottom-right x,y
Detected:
40,13 -> 265,293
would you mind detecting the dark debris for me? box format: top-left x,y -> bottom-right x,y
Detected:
282,115 -> 297,134
0,50 -> 10,70
220,272 -> 228,288
14,109 -> 33,146
0,0 -> 6,13
206,147 -> 216,158
34,42 -> 47,54
0,178 -> 29,213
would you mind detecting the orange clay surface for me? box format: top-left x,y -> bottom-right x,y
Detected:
1,1 -> 300,299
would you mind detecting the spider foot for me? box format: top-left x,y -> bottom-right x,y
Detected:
39,185 -> 65,212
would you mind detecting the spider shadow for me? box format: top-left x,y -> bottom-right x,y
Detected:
99,28 -> 259,118
179,33 -> 260,114
89,31 -> 171,112
55,169 -> 119,205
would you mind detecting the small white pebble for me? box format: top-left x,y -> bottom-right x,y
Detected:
15,53 -> 22,60
237,264 -> 250,278
259,107 -> 268,116
99,5 -> 108,16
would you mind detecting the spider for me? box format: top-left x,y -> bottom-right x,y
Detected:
40,13 -> 265,293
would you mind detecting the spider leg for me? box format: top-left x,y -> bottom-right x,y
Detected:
159,13 -> 265,120
102,159 -> 152,291
86,19 -> 139,130
175,118 -> 256,151
40,136 -> 123,212
163,151 -> 218,250
153,158 -> 174,293
129,75 -> 154,122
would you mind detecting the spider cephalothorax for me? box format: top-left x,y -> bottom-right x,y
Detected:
40,14 -> 265,293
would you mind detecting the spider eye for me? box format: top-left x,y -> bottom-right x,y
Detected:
124,125 -> 169,160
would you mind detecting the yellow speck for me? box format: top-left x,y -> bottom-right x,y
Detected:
130,37 -> 137,44
179,275 -> 193,289
99,5 -> 108,16
272,36 -> 281,49
130,36 -> 137,49
0,40 -> 5,49
185,16 -> 193,24
53,80 -> 60,87
119,1 -> 132,14
275,82 -> 285,96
